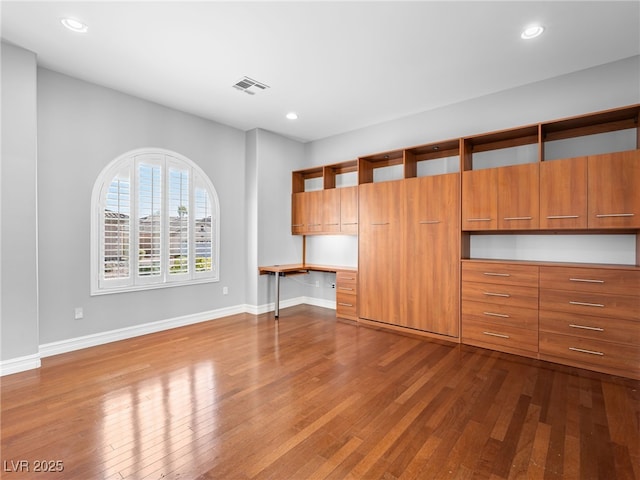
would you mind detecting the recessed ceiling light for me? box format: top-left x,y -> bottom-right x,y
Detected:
521,25 -> 544,40
286,112 -> 298,120
61,17 -> 88,33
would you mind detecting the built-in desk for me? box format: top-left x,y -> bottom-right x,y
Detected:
258,264 -> 357,318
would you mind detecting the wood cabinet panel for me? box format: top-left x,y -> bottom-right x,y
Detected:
539,289 -> 640,321
498,163 -> 539,230
462,282 -> 538,309
539,157 -> 588,229
462,169 -> 498,230
358,181 -> 405,325
463,300 -> 539,331
405,174 -> 460,336
291,192 -> 306,235
539,332 -> 640,378
462,262 -> 539,287
539,310 -> 640,345
322,188 -> 341,233
462,317 -> 539,355
340,186 -> 358,234
539,266 -> 640,295
588,150 -> 640,229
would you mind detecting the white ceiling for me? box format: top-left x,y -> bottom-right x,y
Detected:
2,1 -> 639,142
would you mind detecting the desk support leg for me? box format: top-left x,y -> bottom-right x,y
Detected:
275,272 -> 280,319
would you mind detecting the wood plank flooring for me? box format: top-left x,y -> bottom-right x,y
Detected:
1,305 -> 639,479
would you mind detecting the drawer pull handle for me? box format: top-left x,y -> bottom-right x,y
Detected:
467,218 -> 492,222
569,347 -> 604,356
484,292 -> 510,298
483,272 -> 510,277
483,312 -> 510,318
419,220 -> 441,224
595,213 -> 634,218
326,223 -> 339,226
483,331 -> 510,339
340,277 -> 355,281
371,222 -> 390,226
338,287 -> 354,291
546,215 -> 579,219
342,222 -> 358,225
308,223 -> 321,227
569,278 -> 604,284
503,216 -> 533,221
569,324 -> 604,332
338,302 -> 353,307
292,224 -> 304,227
569,301 -> 604,308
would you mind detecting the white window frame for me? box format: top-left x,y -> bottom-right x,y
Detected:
91,148 -> 220,295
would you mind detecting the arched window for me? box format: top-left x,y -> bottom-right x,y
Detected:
91,148 -> 220,294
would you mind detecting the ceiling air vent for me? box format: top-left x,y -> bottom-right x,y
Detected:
232,76 -> 270,95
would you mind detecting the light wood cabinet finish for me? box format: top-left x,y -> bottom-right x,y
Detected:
462,261 -> 539,287
539,157 -> 588,229
339,186 -> 358,234
462,282 -> 539,310
461,169 -> 498,230
405,174 -> 460,336
498,163 -> 539,230
539,266 -> 640,295
335,270 -> 358,321
588,150 -> 640,229
322,188 -> 341,233
539,310 -> 640,345
358,180 -> 405,326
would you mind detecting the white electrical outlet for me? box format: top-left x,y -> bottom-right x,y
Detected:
74,307 -> 84,320
223,286 -> 228,295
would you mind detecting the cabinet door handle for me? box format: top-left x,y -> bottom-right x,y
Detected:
338,302 -> 353,307
483,312 -> 510,318
569,278 -> 604,284
483,331 -> 510,339
308,223 -> 321,227
292,224 -> 304,227
326,223 -> 339,226
503,216 -> 533,221
546,215 -> 579,219
483,272 -> 510,277
569,347 -> 604,356
370,222 -> 390,226
483,292 -> 510,298
569,324 -> 604,332
595,213 -> 634,218
569,301 -> 605,308
419,220 -> 441,224
467,218 -> 492,222
342,222 -> 358,225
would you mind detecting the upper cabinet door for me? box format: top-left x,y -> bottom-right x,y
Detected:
588,150 -> 640,229
540,157 -> 588,229
305,190 -> 324,233
322,188 -> 341,233
462,169 -> 498,230
339,186 -> 358,234
291,192 -> 306,235
498,163 -> 539,230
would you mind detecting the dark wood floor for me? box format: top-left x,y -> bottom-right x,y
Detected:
1,305 -> 639,479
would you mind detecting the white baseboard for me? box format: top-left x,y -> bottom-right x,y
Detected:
0,353 -> 41,376
1,297 -> 336,376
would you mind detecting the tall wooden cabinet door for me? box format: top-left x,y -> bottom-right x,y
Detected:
498,163 -> 539,230
588,150 -> 640,229
340,186 -> 358,234
322,189 -> 341,233
306,190 -> 324,233
540,157 -> 588,229
405,174 -> 460,336
291,192 -> 306,235
358,181 -> 405,326
462,169 -> 498,230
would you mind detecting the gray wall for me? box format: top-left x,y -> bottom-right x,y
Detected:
1,43 -> 39,363
36,68 -> 247,344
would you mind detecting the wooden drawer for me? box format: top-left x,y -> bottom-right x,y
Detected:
336,270 -> 357,287
539,289 -> 640,322
463,300 -> 538,331
539,310 -> 640,346
336,291 -> 357,319
539,267 -> 640,296
462,282 -> 538,309
462,262 -> 538,288
539,331 -> 640,378
462,318 -> 538,354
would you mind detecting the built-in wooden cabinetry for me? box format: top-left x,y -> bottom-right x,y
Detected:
336,270 -> 358,321
290,104 -> 640,379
